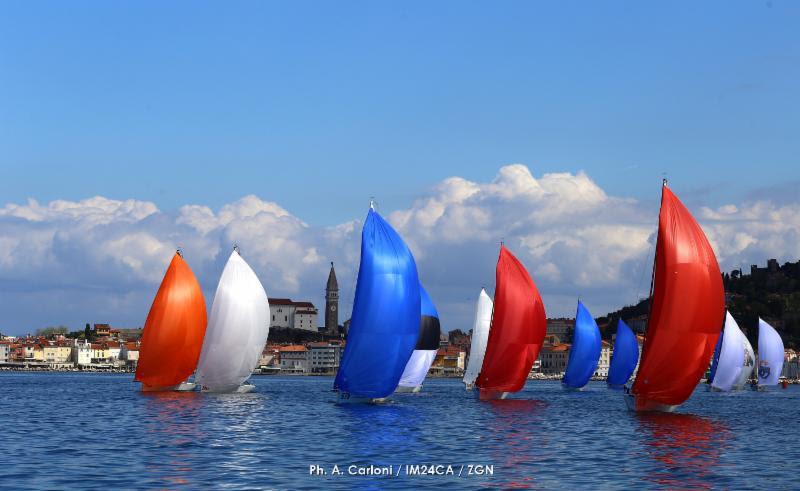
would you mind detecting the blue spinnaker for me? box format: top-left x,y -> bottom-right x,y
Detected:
334,208 -> 421,398
708,331 -> 723,384
562,301 -> 602,389
607,319 -> 639,387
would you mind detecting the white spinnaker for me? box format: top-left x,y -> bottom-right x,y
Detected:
757,318 -> 784,386
734,331 -> 755,389
196,251 -> 270,392
398,350 -> 437,389
711,312 -> 745,392
463,289 -> 493,387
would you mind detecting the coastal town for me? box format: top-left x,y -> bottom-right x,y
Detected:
2,260 -> 800,381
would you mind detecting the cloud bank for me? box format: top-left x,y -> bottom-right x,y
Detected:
1,165 -> 798,335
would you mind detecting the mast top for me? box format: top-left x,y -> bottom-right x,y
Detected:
176,248 -> 183,257
369,197 -> 375,210
662,178 -> 668,187
233,244 -> 240,254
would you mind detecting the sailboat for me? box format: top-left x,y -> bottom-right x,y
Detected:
195,247 -> 270,393
475,245 -> 547,401
753,318 -> 784,390
709,312 -> 751,392
135,251 -> 208,392
562,301 -> 601,390
463,289 -> 493,390
625,181 -> 725,412
395,284 -> 441,393
607,319 -> 639,388
334,205 -> 421,403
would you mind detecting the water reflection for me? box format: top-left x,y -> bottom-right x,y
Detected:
636,412 -> 730,489
140,391 -> 204,488
486,399 -> 548,489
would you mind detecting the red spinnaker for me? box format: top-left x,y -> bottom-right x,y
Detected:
476,246 -> 547,393
631,186 -> 724,407
135,253 -> 207,389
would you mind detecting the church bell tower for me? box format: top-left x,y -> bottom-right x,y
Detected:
325,262 -> 339,334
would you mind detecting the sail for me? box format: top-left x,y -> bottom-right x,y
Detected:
708,333 -> 723,384
334,208 -> 421,398
711,312 -> 746,392
562,301 -> 602,389
135,252 -> 207,389
734,333 -> 755,388
607,319 -> 639,387
757,318 -> 784,386
463,289 -> 493,387
476,245 -> 546,393
397,284 -> 441,389
195,250 -> 270,392
631,185 -> 725,407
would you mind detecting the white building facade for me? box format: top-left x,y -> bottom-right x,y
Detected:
269,299 -> 319,332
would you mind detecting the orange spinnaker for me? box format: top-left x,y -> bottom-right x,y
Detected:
631,186 -> 725,407
135,253 -> 207,389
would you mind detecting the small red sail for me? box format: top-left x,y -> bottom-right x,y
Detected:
476,246 -> 547,396
631,186 -> 724,408
135,252 -> 207,390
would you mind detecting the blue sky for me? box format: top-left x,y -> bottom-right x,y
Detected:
1,2 -> 800,334
2,1 -> 798,225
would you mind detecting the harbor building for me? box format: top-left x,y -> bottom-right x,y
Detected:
594,341 -> 612,377
269,299 -> 319,331
308,341 -> 343,374
539,343 -> 570,375
279,345 -> 309,373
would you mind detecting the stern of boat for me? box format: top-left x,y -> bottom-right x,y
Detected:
623,390 -> 677,413
478,388 -> 509,401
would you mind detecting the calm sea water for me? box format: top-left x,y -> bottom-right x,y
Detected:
1,373 -> 798,490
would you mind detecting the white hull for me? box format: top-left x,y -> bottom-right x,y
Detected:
624,392 -> 677,413
464,382 -> 474,390
477,389 -> 509,401
141,381 -> 196,392
395,385 -> 422,394
201,382 -> 255,394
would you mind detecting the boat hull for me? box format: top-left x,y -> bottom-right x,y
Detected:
201,383 -> 255,394
624,392 -> 677,413
478,388 -> 509,401
336,392 -> 390,404
395,385 -> 422,394
141,381 -> 196,392
464,382 -> 474,391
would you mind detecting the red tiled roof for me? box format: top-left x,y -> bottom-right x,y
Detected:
279,345 -> 307,352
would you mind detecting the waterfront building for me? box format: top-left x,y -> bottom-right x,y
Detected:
43,345 -> 73,366
22,343 -> 44,361
259,345 -> 281,369
430,346 -> 465,376
106,341 -> 122,362
72,340 -> 93,366
91,343 -> 110,363
308,341 -> 343,374
595,340 -> 611,377
0,342 -> 9,363
120,342 -> 140,368
325,262 -> 339,334
539,343 -> 570,375
279,345 -> 308,373
269,299 -> 319,332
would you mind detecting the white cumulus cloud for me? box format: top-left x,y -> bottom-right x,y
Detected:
0,165 -> 798,335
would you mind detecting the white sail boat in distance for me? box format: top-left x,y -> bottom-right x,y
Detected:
463,288 -> 493,390
196,247 -> 270,393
